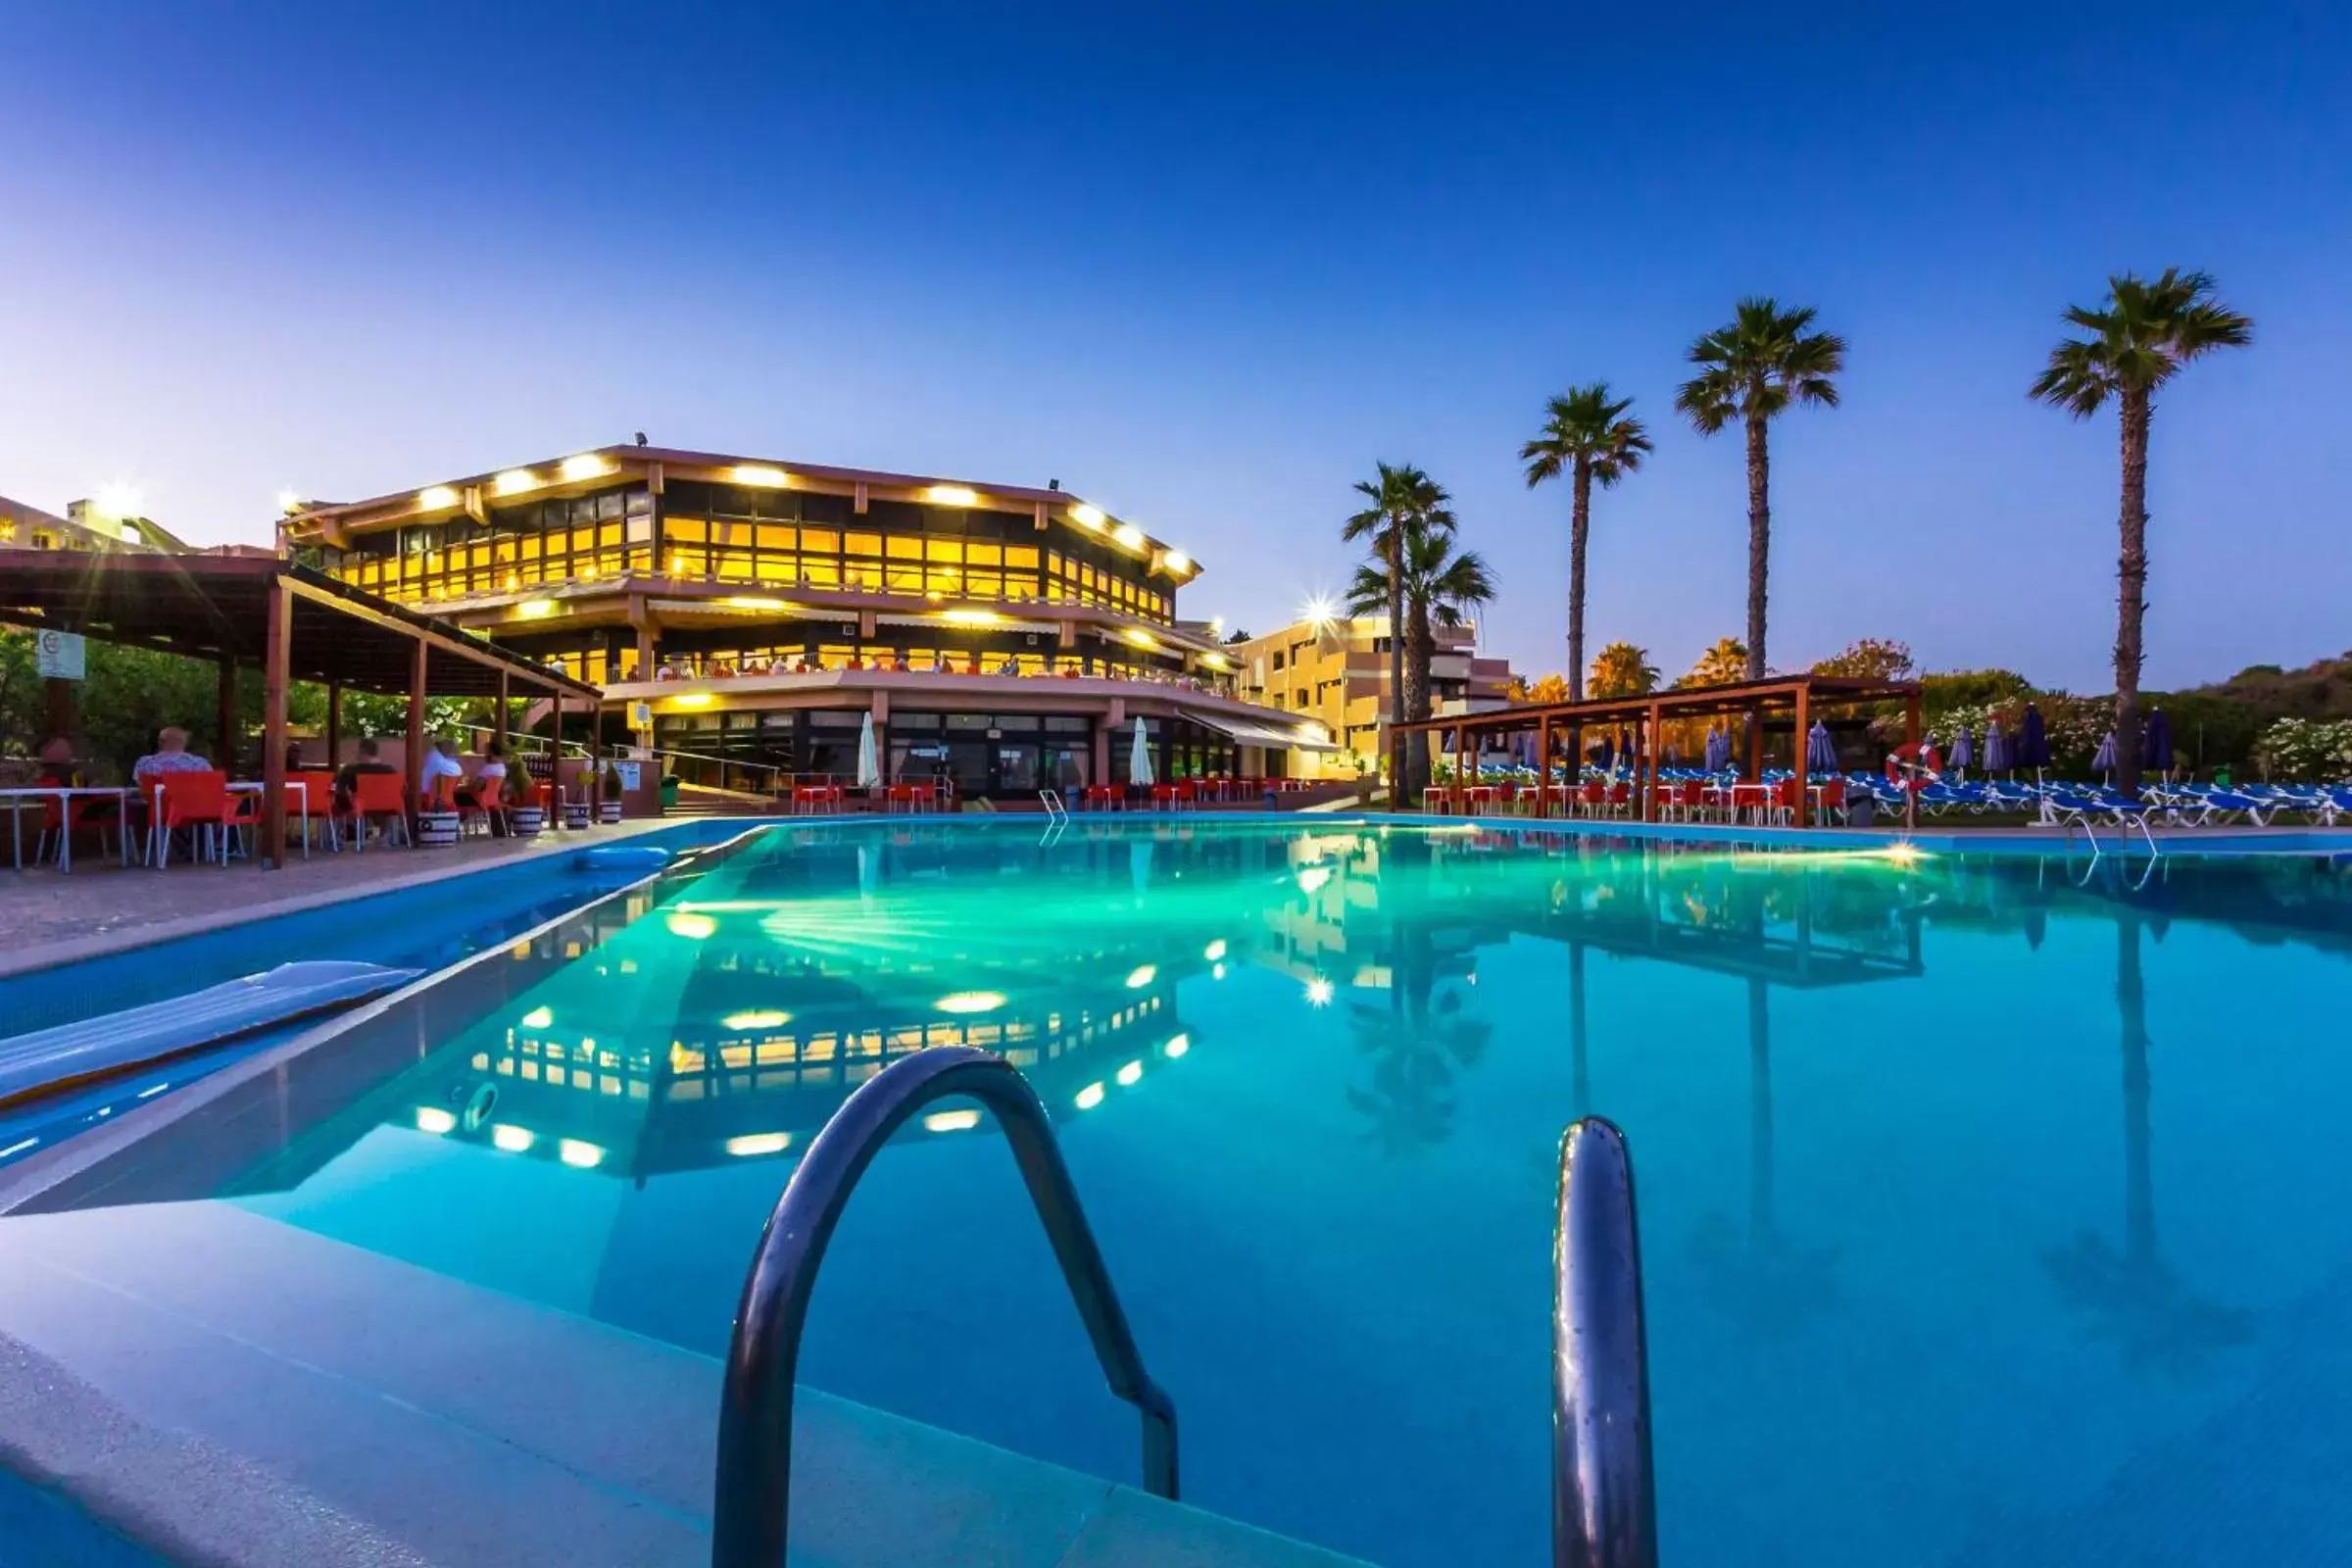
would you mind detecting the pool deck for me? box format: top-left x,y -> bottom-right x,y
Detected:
0,816 -> 677,976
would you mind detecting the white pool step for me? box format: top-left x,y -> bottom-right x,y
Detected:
0,1200 -> 1373,1567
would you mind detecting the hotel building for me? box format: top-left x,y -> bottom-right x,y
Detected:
1229,615 -> 1516,779
278,444 -> 1332,797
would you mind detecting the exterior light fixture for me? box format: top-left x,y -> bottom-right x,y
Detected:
1069,503 -> 1104,528
492,468 -> 538,496
559,454 -> 609,481
417,485 -> 461,511
925,484 -> 979,507
732,465 -> 791,487
1112,523 -> 1146,550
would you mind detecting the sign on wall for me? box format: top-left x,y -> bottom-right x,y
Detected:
34,630 -> 85,680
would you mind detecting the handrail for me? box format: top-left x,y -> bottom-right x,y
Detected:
1554,1116 -> 1657,1568
711,1046 -> 1178,1567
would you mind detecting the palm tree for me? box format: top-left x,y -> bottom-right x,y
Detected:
1586,640 -> 1658,700
1520,385 -> 1652,702
1676,299 -> 1846,680
1675,635 -> 1749,690
1347,515 -> 1494,795
2031,270 -> 2251,793
1344,464 -> 1453,799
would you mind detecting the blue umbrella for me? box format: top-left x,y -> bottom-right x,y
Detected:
2020,704 -> 2050,770
1805,720 -> 1836,774
1947,727 -> 1975,774
2091,731 -> 2117,783
1704,727 -> 1730,773
1593,733 -> 1615,772
2142,708 -> 2173,775
1983,722 -> 2010,773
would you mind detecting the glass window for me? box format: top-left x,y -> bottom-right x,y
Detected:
665,516 -> 709,543
801,526 -> 838,554
1006,545 -> 1039,568
758,524 -> 794,552
846,531 -> 881,557
926,538 -> 962,563
885,534 -> 921,560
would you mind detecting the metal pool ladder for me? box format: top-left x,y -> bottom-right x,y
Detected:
1554,1116 -> 1659,1568
710,1045 -> 1179,1568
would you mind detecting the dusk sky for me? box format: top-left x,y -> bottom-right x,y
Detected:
4,1 -> 2345,691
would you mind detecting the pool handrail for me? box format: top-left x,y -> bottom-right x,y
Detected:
711,1044 -> 1179,1567
1553,1115 -> 1659,1568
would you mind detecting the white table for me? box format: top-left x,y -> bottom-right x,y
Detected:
227,780 -> 312,860
1,786 -> 134,872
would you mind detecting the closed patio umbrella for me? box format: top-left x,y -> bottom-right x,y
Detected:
2092,731 -> 2117,784
1130,716 -> 1153,788
1704,727 -> 1730,774
1593,733 -> 1615,773
856,712 -> 881,789
1983,723 -> 2010,774
1805,720 -> 1836,775
2143,709 -> 2173,777
2020,704 -> 2051,771
1947,727 -> 1975,776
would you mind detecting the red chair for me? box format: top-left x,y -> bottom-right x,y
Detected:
338,772 -> 413,852
1150,783 -> 1179,809
1604,782 -> 1631,816
152,770 -> 241,866
1174,781 -> 1199,810
1818,778 -> 1847,822
1577,780 -> 1605,816
885,783 -> 916,814
33,790 -> 121,867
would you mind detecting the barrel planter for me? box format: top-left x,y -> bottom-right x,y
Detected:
598,799 -> 624,825
510,806 -> 546,838
416,809 -> 461,848
562,800 -> 593,831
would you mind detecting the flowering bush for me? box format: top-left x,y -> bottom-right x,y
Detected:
2253,717 -> 2352,782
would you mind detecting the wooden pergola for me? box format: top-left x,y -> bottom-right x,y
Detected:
1391,672 -> 1924,829
0,550 -> 601,867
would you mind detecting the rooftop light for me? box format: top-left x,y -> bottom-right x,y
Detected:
936,990 -> 1005,1014
417,485 -> 461,511
726,1133 -> 792,1157
1069,503 -> 1105,528
1112,523 -> 1146,550
1123,628 -> 1159,649
1163,551 -> 1192,573
559,454 -> 609,481
925,484 -> 979,508
275,489 -> 302,514
558,1139 -> 606,1169
516,599 -> 559,619
492,468 -> 538,496
733,465 -> 790,488
923,1109 -> 982,1133
722,596 -> 789,611
1300,595 -> 1338,634
491,1123 -> 535,1152
670,692 -> 713,709
940,609 -> 1001,626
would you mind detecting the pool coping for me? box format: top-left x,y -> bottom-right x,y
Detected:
0,822 -> 780,1217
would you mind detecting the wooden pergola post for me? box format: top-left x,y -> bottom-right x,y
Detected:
495,670 -> 510,750
406,637 -> 427,812
325,680 -> 342,767
1746,704 -> 1762,783
550,688 -> 565,814
1792,683 -> 1811,828
1536,716 -> 1552,817
260,580 -> 291,867
1904,689 -> 1922,832
1642,700 -> 1662,822
216,657 -> 238,771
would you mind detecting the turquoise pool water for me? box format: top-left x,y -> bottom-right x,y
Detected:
36,818 -> 2352,1565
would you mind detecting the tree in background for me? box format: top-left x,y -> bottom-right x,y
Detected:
1520,383 -> 1651,701
2032,269 -> 2252,792
1811,637 -> 1916,683
1508,672 -> 1573,705
1345,463 -> 1453,794
1676,637 -> 1751,690
1348,515 -> 1495,796
1676,298 -> 1846,681
1588,640 -> 1660,700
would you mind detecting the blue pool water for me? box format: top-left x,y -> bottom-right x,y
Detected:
25,818 -> 2352,1565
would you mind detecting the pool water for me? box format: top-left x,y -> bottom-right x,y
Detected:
45,819 -> 2352,1565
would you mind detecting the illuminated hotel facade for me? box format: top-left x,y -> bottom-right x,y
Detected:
279,445 -> 1332,795
1229,614 -> 1516,780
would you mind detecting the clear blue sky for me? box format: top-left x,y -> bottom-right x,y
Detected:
4,1 -> 2345,691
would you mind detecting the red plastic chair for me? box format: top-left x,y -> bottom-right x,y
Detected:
153,770 -> 237,866
34,790 -> 120,867
339,771 -> 413,852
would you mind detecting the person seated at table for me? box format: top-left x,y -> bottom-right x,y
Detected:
417,737 -> 466,801
654,660 -> 681,682
891,653 -> 910,672
34,736 -> 80,787
334,737 -> 403,832
131,726 -> 212,782
457,740 -> 512,835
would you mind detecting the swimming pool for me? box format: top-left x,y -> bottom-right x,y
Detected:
12,817 -> 2352,1565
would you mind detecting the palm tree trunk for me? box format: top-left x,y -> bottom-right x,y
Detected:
1567,457 -> 1591,771
1743,408 -> 1770,680
1388,527 -> 1406,802
2114,387 -> 2151,795
1405,596 -> 1435,799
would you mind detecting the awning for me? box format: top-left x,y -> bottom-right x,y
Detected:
1187,710 -> 1343,753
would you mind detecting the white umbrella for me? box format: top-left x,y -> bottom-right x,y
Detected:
856,712 -> 881,788
1129,717 -> 1153,788
1947,727 -> 1975,776
2091,731 -> 2117,785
